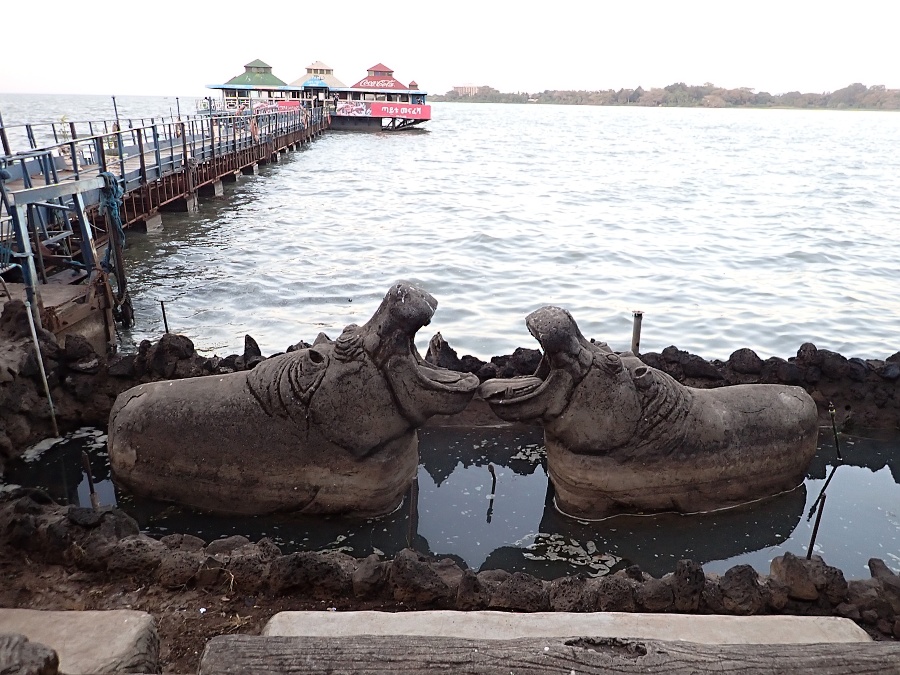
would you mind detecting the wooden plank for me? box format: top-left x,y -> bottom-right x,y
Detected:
199,635 -> 900,675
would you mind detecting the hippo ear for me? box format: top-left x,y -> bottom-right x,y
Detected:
596,352 -> 624,374
632,365 -> 654,390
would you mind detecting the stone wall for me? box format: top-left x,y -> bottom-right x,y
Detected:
2,489 -> 898,640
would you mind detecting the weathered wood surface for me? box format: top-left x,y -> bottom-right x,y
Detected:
200,635 -> 900,674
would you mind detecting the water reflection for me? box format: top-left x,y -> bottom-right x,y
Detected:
4,426 -> 899,579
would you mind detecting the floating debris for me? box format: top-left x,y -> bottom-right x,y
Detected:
523,533 -> 622,576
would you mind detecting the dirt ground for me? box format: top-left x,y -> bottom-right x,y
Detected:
0,546 -> 406,674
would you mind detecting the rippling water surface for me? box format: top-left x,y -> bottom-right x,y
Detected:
3,94 -> 898,359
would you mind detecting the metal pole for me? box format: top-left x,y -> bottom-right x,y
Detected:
112,96 -> 120,127
160,300 -> 170,333
81,450 -> 101,510
176,97 -> 181,118
631,310 -> 644,355
0,109 -> 11,156
828,402 -> 844,462
24,300 -> 59,437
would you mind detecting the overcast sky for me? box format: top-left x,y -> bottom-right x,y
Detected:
3,1 -> 898,98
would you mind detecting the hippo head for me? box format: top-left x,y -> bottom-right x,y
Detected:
353,281 -> 480,425
480,306 -> 604,422
481,306 -> 652,452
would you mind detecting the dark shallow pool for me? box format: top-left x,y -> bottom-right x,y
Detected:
4,426 -> 898,579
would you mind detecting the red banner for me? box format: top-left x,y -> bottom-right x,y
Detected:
335,100 -> 431,120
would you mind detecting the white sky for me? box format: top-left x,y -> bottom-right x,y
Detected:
2,1 -> 898,98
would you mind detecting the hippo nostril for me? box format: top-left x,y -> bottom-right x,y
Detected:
308,349 -> 324,364
635,367 -> 648,377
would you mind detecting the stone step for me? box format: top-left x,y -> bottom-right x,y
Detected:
0,609 -> 158,674
263,609 -> 872,644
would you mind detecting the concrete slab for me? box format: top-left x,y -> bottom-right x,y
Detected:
263,610 -> 872,645
0,609 -> 158,674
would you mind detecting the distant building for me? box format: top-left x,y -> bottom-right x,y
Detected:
453,85 -> 480,96
208,58 -> 291,110
290,61 -> 347,89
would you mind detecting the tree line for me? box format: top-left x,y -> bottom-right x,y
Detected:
432,83 -> 900,110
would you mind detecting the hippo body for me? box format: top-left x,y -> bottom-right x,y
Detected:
481,307 -> 819,519
108,283 -> 479,516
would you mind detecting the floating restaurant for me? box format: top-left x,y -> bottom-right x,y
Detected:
206,60 -> 431,130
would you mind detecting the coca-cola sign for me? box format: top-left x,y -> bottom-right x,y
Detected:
359,79 -> 399,88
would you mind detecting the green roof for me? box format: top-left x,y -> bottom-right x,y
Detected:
224,59 -> 286,87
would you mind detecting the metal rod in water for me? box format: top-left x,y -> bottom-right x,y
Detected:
111,96 -> 120,126
829,402 -> 843,462
486,464 -> 497,524
807,493 -> 827,560
81,451 -> 101,511
631,310 -> 644,355
23,300 -> 59,438
160,300 -> 169,333
807,463 -> 839,521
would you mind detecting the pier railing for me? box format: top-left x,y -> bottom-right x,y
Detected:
0,104 -> 329,342
1,106 -> 329,226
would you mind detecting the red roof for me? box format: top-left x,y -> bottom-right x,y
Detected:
367,63 -> 393,73
409,81 -> 418,88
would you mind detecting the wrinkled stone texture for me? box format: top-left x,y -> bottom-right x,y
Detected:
480,306 -> 820,518
107,283 -> 479,517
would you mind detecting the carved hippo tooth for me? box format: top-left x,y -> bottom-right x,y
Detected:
480,306 -> 820,519
108,281 -> 480,517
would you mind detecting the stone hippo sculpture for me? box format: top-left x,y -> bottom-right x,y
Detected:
108,282 -> 479,517
480,306 -> 819,519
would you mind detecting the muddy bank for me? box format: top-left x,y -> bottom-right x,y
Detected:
1,488 -> 898,672
1,297 -> 898,471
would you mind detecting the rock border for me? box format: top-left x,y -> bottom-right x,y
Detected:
2,489 -> 898,641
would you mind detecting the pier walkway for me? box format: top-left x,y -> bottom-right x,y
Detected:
0,106 -> 329,347
0,107 -> 329,229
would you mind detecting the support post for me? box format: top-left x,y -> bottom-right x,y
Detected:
631,310 -> 644,355
24,300 -> 59,437
0,109 -> 11,156
11,204 -> 42,326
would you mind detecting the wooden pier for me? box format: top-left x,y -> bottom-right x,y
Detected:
0,106 -> 330,350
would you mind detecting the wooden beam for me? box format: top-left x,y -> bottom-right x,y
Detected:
200,635 -> 900,674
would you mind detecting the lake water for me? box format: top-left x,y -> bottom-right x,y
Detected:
5,426 -> 899,579
3,93 -> 899,361
2,93 -> 899,578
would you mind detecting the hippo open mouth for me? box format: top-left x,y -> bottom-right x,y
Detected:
362,282 -> 480,424
480,306 -> 599,421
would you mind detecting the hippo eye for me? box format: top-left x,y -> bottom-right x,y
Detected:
308,349 -> 325,364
